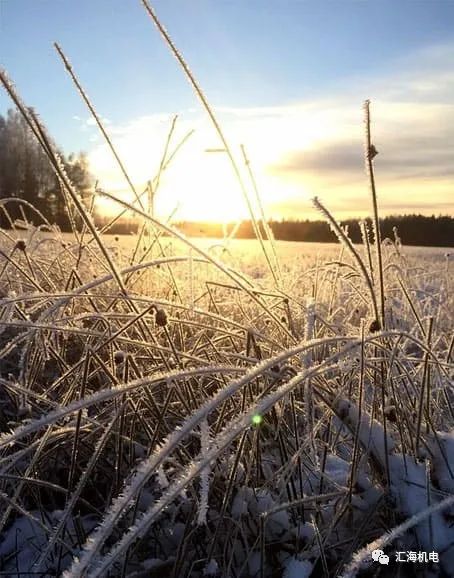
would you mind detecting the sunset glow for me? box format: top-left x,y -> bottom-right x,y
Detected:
87,87 -> 454,222
1,1 -> 453,222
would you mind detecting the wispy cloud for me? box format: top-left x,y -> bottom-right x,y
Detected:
86,116 -> 111,127
71,114 -> 112,135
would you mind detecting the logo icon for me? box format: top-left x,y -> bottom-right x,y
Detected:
372,549 -> 390,565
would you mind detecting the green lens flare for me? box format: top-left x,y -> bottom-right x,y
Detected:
252,414 -> 262,426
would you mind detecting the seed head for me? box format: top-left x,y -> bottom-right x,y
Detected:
384,405 -> 397,423
369,319 -> 381,333
114,350 -> 126,364
155,308 -> 168,327
15,239 -> 26,252
368,144 -> 378,160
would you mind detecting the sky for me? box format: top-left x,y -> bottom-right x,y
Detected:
0,0 -> 453,222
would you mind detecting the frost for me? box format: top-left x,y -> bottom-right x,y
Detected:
0,124 -> 452,578
154,463 -> 168,489
197,418 -> 211,525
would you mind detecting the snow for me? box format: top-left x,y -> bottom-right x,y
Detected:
290,522 -> 315,542
337,398 -> 396,464
231,487 -> 250,519
0,511 -> 97,574
247,551 -> 261,577
282,557 -> 314,578
142,557 -> 167,570
338,395 -> 454,575
203,558 -> 219,576
248,490 -> 290,538
429,429 -> 454,493
324,454 -> 350,487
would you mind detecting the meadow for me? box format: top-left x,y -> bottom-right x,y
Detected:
0,3 -> 453,577
0,219 -> 452,578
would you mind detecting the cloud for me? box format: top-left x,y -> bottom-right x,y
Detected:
87,41 -> 454,221
271,131 -> 454,181
86,116 -> 111,126
375,43 -> 454,104
70,114 -> 112,135
271,142 -> 363,176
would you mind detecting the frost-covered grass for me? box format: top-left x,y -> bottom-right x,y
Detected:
0,4 -> 453,575
0,215 -> 452,577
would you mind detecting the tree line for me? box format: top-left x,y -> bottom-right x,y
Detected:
0,108 -> 93,230
0,107 -> 452,246
175,215 -> 453,247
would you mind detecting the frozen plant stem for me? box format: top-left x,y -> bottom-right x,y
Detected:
240,143 -> 282,286
312,196 -> 379,325
140,0 -> 279,283
364,100 -> 385,329
54,43 -> 145,211
0,68 -> 126,293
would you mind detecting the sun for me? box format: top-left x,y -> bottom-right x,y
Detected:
89,130 -> 251,224
159,148 -> 250,222
87,109 -> 332,224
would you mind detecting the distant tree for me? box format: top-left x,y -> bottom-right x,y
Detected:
66,152 -> 92,196
0,108 -> 94,230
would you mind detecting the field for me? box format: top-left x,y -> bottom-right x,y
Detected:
0,5 -> 453,576
0,219 -> 453,577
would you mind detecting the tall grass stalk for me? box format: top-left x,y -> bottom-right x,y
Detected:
312,196 -> 379,325
240,143 -> 282,286
96,188 -> 295,339
67,343 -> 368,576
0,68 -> 126,293
364,100 -> 385,329
140,0 -> 279,284
54,43 -> 144,211
341,493 -> 454,578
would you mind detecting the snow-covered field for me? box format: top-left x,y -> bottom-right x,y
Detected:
0,222 -> 453,577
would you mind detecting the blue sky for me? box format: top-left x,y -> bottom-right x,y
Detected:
1,0 -> 453,220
